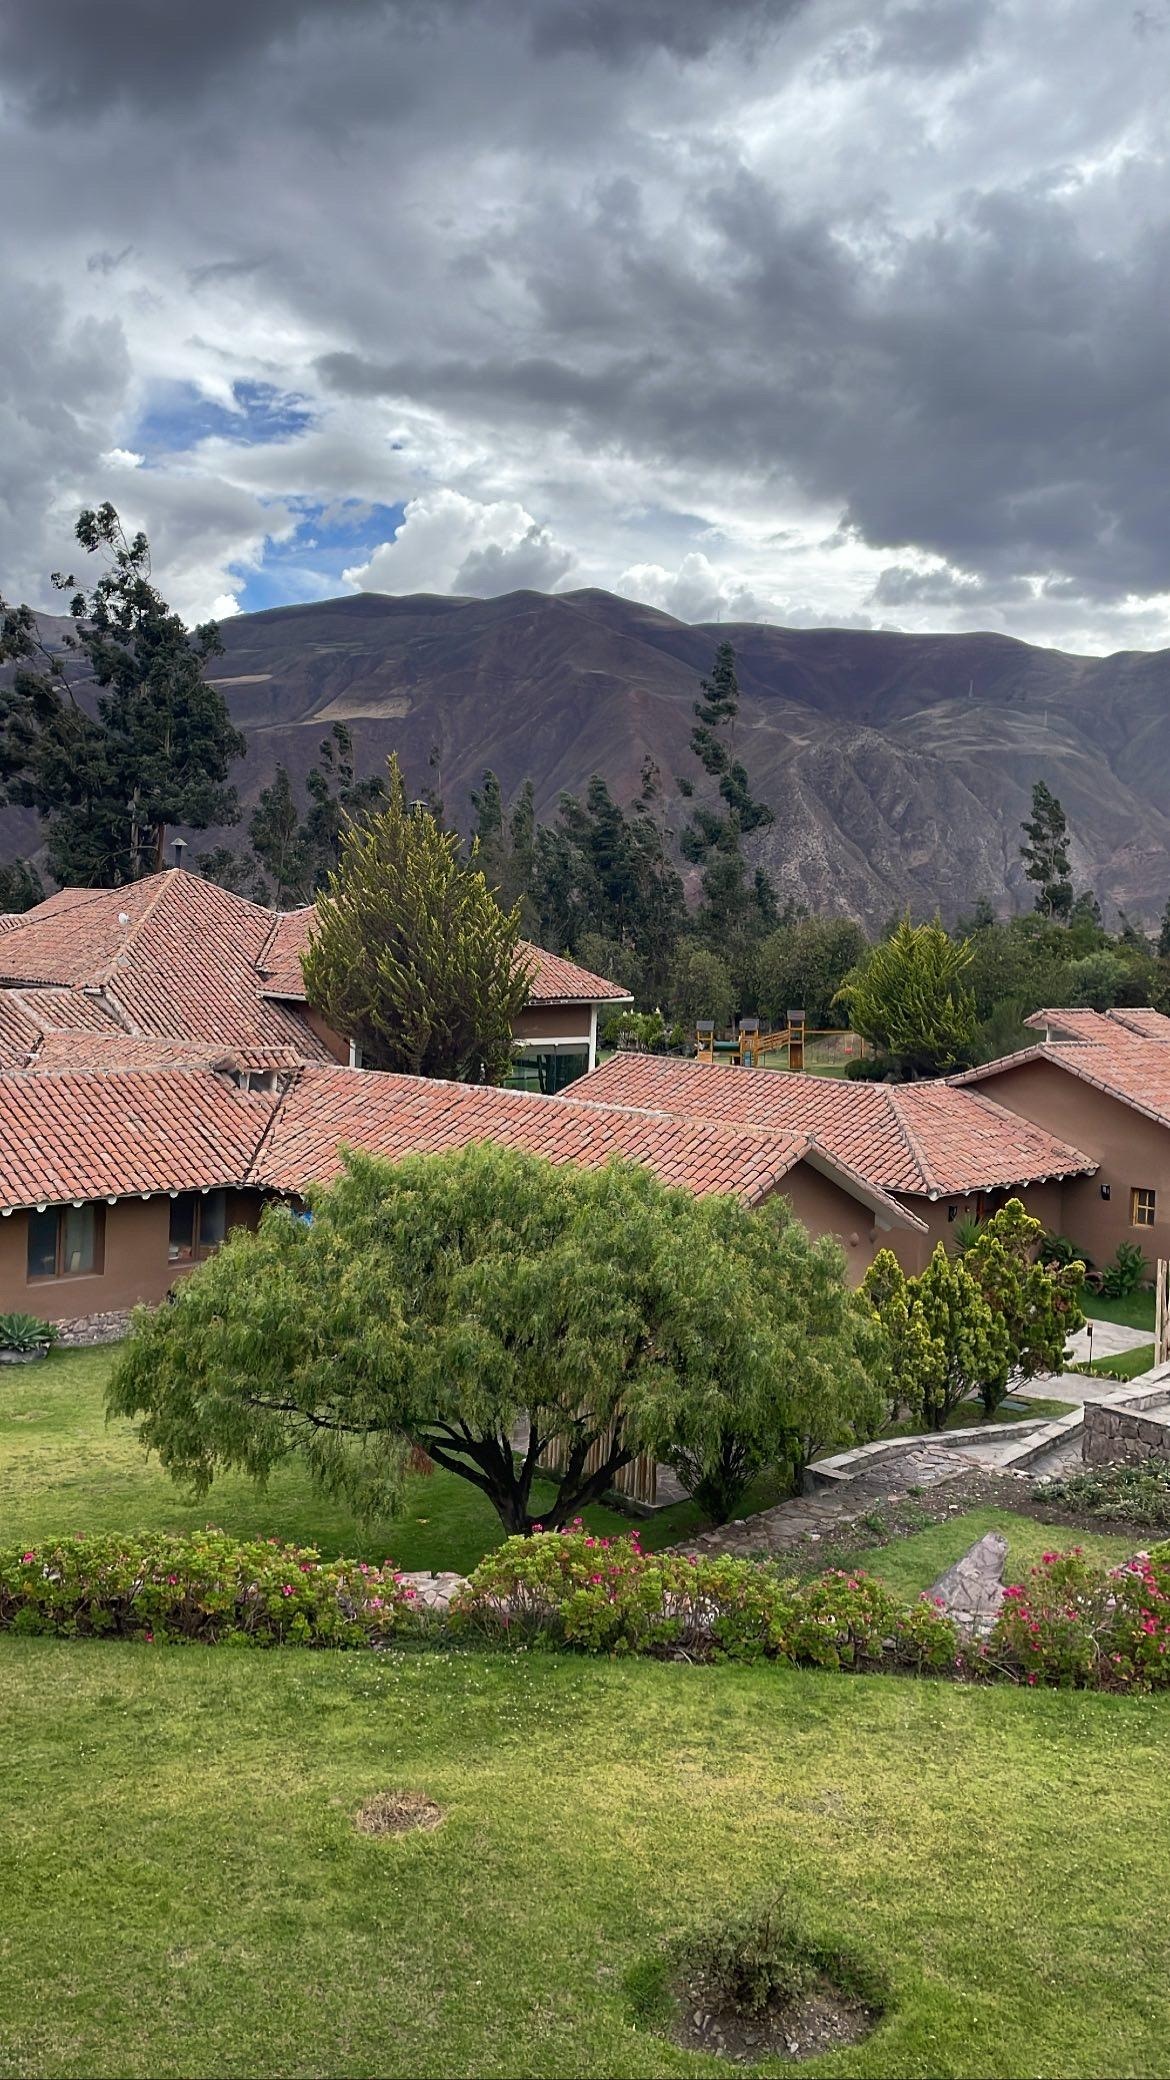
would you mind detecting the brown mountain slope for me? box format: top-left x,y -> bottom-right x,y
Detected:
12,589 -> 1170,928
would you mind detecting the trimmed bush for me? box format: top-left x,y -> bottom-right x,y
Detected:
0,1532 -> 423,1647
453,1527 -> 959,1672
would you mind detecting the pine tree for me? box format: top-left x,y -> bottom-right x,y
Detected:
678,641 -> 776,953
1021,781 -> 1074,920
0,505 -> 244,886
302,753 -> 532,1081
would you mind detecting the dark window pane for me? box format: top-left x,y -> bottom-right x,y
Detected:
61,1205 -> 96,1275
27,1208 -> 59,1280
169,1195 -> 197,1262
199,1192 -> 226,1251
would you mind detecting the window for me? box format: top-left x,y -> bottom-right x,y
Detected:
169,1191 -> 228,1262
1131,1188 -> 1157,1229
27,1203 -> 102,1281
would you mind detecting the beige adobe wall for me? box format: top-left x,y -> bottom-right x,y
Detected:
511,1004 -> 597,1046
888,1178 -> 1066,1275
973,1058 -> 1170,1272
0,1188 -> 267,1322
299,1005 -> 349,1063
777,1164 -> 895,1284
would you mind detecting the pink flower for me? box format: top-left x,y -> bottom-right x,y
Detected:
280,1584 -> 294,1596
20,1552 -> 34,1564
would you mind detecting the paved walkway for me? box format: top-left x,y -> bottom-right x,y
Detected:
682,1443 -> 966,1558
1065,1320 -> 1153,1363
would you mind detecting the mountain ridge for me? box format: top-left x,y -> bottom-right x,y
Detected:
10,587 -> 1170,930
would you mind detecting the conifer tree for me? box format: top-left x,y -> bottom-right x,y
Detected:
0,505 -> 244,885
1021,780 -> 1074,920
302,754 -> 532,1081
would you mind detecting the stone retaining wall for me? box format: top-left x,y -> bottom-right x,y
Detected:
1083,1399 -> 1170,1467
53,1310 -> 134,1347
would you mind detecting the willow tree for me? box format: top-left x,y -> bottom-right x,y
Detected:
302,754 -> 533,1082
108,1145 -> 886,1535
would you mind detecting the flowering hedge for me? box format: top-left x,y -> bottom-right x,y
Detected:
453,1525 -> 959,1673
0,1532 -> 423,1647
987,1543 -> 1170,1691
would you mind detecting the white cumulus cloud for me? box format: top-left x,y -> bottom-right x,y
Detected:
344,489 -> 576,598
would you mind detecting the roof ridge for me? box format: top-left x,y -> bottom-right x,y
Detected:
92,872 -> 177,988
887,1084 -> 940,1195
244,1063 -> 305,1186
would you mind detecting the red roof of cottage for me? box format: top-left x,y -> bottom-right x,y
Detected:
0,1051 -> 923,1227
569,1053 -> 1094,1198
957,1006 -> 1170,1133
257,907 -> 631,1009
0,873 -> 333,1060
0,1065 -> 277,1209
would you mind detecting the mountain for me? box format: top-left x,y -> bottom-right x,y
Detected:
11,588 -> 1170,929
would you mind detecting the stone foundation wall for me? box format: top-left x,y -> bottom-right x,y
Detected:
1083,1399 -> 1170,1467
52,1309 -> 134,1347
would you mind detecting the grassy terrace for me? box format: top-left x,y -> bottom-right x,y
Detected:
3,1348 -> 1168,2076
2,1642 -> 1168,2078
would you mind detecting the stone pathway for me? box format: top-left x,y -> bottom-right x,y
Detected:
681,1443 -> 967,1558
1065,1320 -> 1153,1363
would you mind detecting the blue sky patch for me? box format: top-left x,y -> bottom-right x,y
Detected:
132,379 -> 315,458
232,499 -> 406,612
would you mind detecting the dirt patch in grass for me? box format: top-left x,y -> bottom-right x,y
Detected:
668,1973 -> 878,2063
354,1789 -> 444,1837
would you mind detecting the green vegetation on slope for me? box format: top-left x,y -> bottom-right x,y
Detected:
858,1506 -> 1136,1602
0,1641 -> 1168,2079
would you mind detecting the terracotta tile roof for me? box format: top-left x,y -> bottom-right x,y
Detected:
26,1031 -> 306,1075
1021,1004 -> 1170,1045
518,943 -> 633,1005
957,1033 -> 1170,1134
0,987 -> 125,1068
569,1053 -> 1094,1198
255,1069 -> 808,1206
0,872 -> 333,1060
0,1066 -> 277,1210
0,1053 -> 919,1224
257,908 -> 632,1009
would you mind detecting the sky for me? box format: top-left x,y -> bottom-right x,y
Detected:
1,0 -> 1168,651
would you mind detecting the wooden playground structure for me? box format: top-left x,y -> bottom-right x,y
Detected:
694,1011 -> 869,1074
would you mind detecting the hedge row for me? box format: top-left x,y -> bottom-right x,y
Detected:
4,1527 -> 1169,1690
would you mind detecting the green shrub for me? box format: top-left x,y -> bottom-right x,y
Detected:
1043,1233 -> 1093,1272
0,1312 -> 59,1352
989,1548 -> 1170,1690
1099,1241 -> 1148,1298
0,1532 -> 423,1647
454,1528 -> 958,1671
673,1897 -> 819,2015
1035,1459 -> 1170,1530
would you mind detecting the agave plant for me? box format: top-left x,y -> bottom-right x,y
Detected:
0,1312 -> 59,1353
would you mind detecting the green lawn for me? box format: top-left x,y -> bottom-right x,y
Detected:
1,1345 -> 781,1569
1,1639 -> 1168,2079
1072,1342 -> 1156,1382
1083,1289 -> 1156,1333
857,1505 -> 1137,1602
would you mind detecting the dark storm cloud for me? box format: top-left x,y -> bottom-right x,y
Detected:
1,0 -> 1168,642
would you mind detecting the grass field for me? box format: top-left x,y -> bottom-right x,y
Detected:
1,1639 -> 1167,2080
1072,1343 -> 1157,1382
855,1505 -> 1136,1601
1083,1289 -> 1157,1333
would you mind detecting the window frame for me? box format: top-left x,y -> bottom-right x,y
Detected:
168,1190 -> 229,1264
26,1202 -> 105,1283
1130,1187 -> 1157,1229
